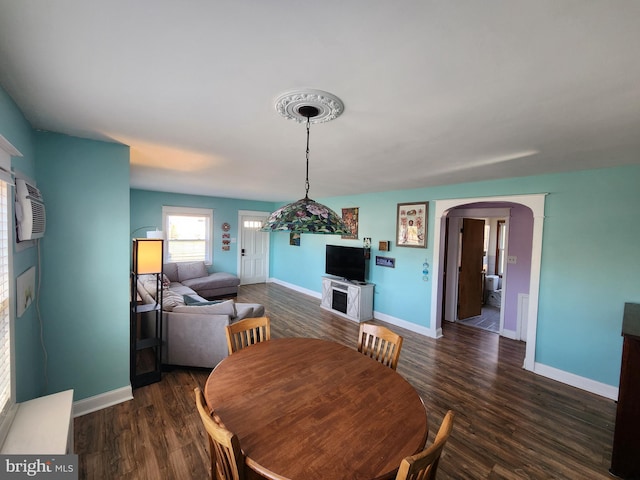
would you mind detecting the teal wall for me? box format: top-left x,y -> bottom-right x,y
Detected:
0,85 -> 43,401
535,167 -> 640,383
35,132 -> 131,400
269,166 -> 640,387
130,189 -> 274,275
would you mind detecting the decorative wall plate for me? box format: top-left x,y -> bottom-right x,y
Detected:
222,222 -> 230,232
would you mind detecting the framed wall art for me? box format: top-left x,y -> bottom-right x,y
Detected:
376,256 -> 395,268
341,207 -> 359,239
396,201 -> 428,248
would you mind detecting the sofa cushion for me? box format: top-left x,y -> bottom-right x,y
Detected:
235,307 -> 254,321
177,261 -> 208,282
183,295 -> 224,306
172,299 -> 236,316
182,272 -> 240,291
164,262 -> 179,282
167,283 -> 198,297
239,303 -> 265,318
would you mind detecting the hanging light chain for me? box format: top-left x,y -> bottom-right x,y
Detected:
304,115 -> 311,199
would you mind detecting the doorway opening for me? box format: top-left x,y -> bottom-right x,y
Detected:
430,194 -> 546,372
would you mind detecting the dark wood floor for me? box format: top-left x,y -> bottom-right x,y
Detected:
75,282 -> 617,479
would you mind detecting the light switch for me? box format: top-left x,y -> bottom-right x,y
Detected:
507,255 -> 517,264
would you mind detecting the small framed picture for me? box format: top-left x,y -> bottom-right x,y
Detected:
376,256 -> 395,268
379,241 -> 389,251
396,202 -> 428,248
341,207 -> 359,239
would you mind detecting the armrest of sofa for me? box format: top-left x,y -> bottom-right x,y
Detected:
162,311 -> 231,368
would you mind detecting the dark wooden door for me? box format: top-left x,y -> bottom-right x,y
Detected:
458,218 -> 485,320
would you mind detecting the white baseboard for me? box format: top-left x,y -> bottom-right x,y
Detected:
501,328 -> 518,340
374,310 -> 440,338
73,385 -> 133,418
533,363 -> 618,401
268,277 -> 321,299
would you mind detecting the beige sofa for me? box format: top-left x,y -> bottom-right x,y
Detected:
163,261 -> 240,299
136,274 -> 264,368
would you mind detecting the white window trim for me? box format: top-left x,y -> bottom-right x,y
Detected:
0,141 -> 17,450
162,205 -> 214,265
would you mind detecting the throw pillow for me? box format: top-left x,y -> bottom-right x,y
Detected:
162,290 -> 185,311
172,299 -> 236,316
177,261 -> 208,282
183,295 -> 223,306
140,275 -> 160,298
163,262 -> 179,282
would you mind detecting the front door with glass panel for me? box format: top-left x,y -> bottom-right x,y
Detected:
239,213 -> 269,284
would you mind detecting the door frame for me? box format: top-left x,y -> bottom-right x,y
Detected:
430,194 -> 546,372
236,210 -> 270,284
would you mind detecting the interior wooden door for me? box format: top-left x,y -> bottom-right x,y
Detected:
458,218 -> 485,320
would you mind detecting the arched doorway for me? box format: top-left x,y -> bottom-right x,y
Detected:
430,194 -> 546,371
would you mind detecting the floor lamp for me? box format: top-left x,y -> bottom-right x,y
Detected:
130,238 -> 164,388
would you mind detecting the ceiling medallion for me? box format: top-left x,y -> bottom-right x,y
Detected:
275,89 -> 344,124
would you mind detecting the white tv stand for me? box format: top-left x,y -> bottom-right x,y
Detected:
321,276 -> 374,322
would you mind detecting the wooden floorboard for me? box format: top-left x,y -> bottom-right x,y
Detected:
75,282 -> 617,479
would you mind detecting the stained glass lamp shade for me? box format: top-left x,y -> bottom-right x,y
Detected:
261,196 -> 351,234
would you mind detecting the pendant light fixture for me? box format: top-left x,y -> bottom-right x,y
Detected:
261,90 -> 351,235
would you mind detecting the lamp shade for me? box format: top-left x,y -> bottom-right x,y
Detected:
132,239 -> 163,274
260,197 -> 352,234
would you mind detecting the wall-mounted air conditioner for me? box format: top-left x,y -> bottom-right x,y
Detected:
15,178 -> 46,241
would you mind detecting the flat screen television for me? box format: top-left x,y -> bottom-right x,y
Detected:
325,245 -> 367,283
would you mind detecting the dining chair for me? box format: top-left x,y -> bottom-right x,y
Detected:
225,316 -> 271,355
395,410 -> 455,480
194,387 -> 246,480
357,322 -> 404,370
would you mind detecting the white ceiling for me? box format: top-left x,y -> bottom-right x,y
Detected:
1,1 -> 639,202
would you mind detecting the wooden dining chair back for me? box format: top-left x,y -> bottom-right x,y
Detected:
194,387 -> 245,480
357,322 -> 404,370
395,410 -> 455,480
226,316 -> 271,355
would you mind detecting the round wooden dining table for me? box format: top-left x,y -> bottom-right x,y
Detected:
204,337 -> 428,480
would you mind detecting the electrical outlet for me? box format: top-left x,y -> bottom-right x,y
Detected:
507,255 -> 517,264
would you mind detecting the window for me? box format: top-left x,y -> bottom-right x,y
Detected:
0,177 -> 15,446
243,220 -> 263,229
495,220 -> 506,276
162,206 -> 213,264
482,222 -> 490,272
